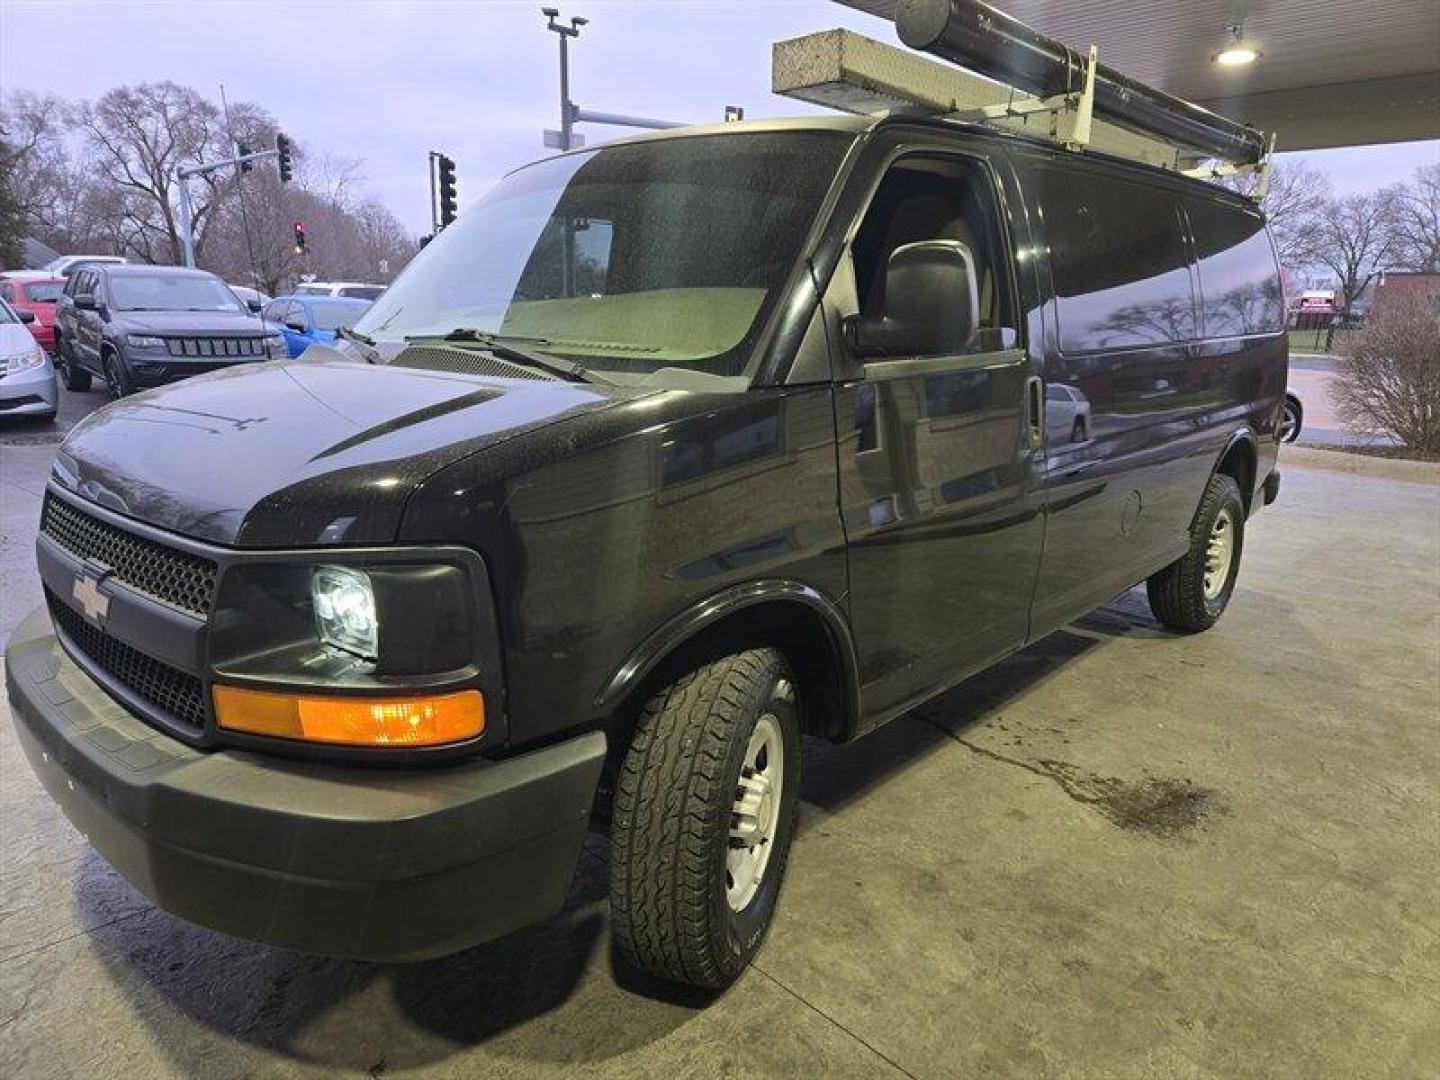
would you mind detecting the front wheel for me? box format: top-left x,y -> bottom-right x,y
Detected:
103,351 -> 134,399
610,648 -> 800,990
1146,473 -> 1246,632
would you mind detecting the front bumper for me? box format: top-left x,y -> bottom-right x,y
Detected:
0,363 -> 58,415
122,352 -> 275,388
6,606 -> 606,961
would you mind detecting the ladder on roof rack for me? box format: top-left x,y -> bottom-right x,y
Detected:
772,2 -> 1274,200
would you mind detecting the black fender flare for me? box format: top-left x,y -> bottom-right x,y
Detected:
594,579 -> 862,740
1212,427 -> 1260,508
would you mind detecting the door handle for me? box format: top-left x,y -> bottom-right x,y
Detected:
1025,376 -> 1044,451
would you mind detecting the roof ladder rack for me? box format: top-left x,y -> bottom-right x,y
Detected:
772,2 -> 1274,200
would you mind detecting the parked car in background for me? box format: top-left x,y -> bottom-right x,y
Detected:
262,295 -> 372,357
0,294 -> 57,421
53,264 -> 285,397
293,280 -> 387,300
43,255 -> 127,278
229,285 -> 271,311
0,273 -> 65,354
1044,382 -> 1092,444
1281,391 -> 1303,443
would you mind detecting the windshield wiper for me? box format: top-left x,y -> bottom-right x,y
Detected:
412,329 -> 609,385
333,325 -> 383,363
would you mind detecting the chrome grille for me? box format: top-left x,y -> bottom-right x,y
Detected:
47,588 -> 206,730
164,336 -> 267,358
41,494 -> 218,616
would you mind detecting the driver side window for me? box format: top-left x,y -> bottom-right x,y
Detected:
851,154 -> 1016,355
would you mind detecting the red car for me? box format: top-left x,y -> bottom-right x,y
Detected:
0,273 -> 65,353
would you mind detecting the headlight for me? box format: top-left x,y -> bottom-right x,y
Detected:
126,334 -> 166,349
312,566 -> 378,659
2,345 -> 45,376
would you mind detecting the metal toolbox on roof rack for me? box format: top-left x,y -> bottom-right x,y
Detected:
772,0 -> 1274,196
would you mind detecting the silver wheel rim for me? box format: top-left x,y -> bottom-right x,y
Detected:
727,710 -> 784,912
1203,508 -> 1235,600
1281,405 -> 1298,441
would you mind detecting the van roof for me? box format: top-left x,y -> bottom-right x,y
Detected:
539,114 -> 1262,208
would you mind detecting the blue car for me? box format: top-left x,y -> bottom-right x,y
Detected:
261,295 -> 373,358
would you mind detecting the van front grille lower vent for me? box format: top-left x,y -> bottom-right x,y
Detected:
46,588 -> 206,731
388,345 -> 554,381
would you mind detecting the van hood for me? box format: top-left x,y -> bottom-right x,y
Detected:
113,309 -> 270,335
52,358 -> 638,546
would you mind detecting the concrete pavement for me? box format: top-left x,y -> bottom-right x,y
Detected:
1,425 -> 1438,1077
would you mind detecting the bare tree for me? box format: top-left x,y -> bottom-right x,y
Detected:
1259,162 -> 1329,271
1216,160 -> 1329,274
1330,292 -> 1440,453
1310,193 -> 1399,314
1383,164 -> 1440,272
73,82 -> 277,264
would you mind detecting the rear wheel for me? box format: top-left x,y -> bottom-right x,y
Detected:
1147,473 -> 1245,632
610,647 -> 800,990
55,335 -> 92,391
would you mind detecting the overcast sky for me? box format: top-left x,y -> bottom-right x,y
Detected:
2,0 -> 1435,237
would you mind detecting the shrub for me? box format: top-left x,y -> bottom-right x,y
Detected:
1330,294 -> 1440,453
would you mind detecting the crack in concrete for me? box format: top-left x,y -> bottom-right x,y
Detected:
749,961 -> 920,1080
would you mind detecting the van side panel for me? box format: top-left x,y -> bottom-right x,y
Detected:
400,385 -> 851,747
1014,150 -> 1286,636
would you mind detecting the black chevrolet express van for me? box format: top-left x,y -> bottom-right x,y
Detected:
8,115 -> 1285,990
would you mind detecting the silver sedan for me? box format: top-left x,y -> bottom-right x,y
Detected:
0,296 -> 58,421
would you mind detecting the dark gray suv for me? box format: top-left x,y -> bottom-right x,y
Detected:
54,264 -> 285,397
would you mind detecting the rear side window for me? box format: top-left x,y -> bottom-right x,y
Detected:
24,282 -> 63,303
1186,199 -> 1283,336
1033,165 -> 1195,353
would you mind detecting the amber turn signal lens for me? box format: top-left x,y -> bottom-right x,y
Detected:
214,686 -> 484,747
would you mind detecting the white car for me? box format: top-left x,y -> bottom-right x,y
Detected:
42,255 -> 128,278
1045,382 -> 1092,444
229,285 -> 272,311
293,281 -> 386,301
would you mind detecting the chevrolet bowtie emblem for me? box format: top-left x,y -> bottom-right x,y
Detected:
72,573 -> 110,624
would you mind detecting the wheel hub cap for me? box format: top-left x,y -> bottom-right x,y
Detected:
1203,508 -> 1235,600
727,712 -> 783,912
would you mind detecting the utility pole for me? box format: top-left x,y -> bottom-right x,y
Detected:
174,135 -> 293,268
541,7 -> 685,151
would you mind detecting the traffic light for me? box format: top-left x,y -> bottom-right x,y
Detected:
437,154 -> 458,227
293,220 -> 307,256
238,142 -> 253,173
276,133 -> 293,183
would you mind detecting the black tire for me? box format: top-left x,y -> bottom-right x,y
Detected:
1147,473 -> 1246,632
103,350 -> 133,399
1281,395 -> 1302,443
610,647 -> 800,990
58,347 -> 92,392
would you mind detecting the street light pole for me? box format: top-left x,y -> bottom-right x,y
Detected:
543,7 -> 587,151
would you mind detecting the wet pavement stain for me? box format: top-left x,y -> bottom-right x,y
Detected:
939,727 -> 1224,837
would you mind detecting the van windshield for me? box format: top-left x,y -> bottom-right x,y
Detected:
355,130 -> 853,377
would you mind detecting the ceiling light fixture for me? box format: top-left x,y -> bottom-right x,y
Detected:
1213,23 -> 1261,66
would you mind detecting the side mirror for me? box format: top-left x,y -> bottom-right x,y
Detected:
74,294 -> 98,312
843,240 -> 978,358
17,309 -> 36,324
284,319 -> 307,333
247,299 -> 263,313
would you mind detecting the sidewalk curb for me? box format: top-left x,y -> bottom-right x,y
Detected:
1283,445 -> 1440,484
